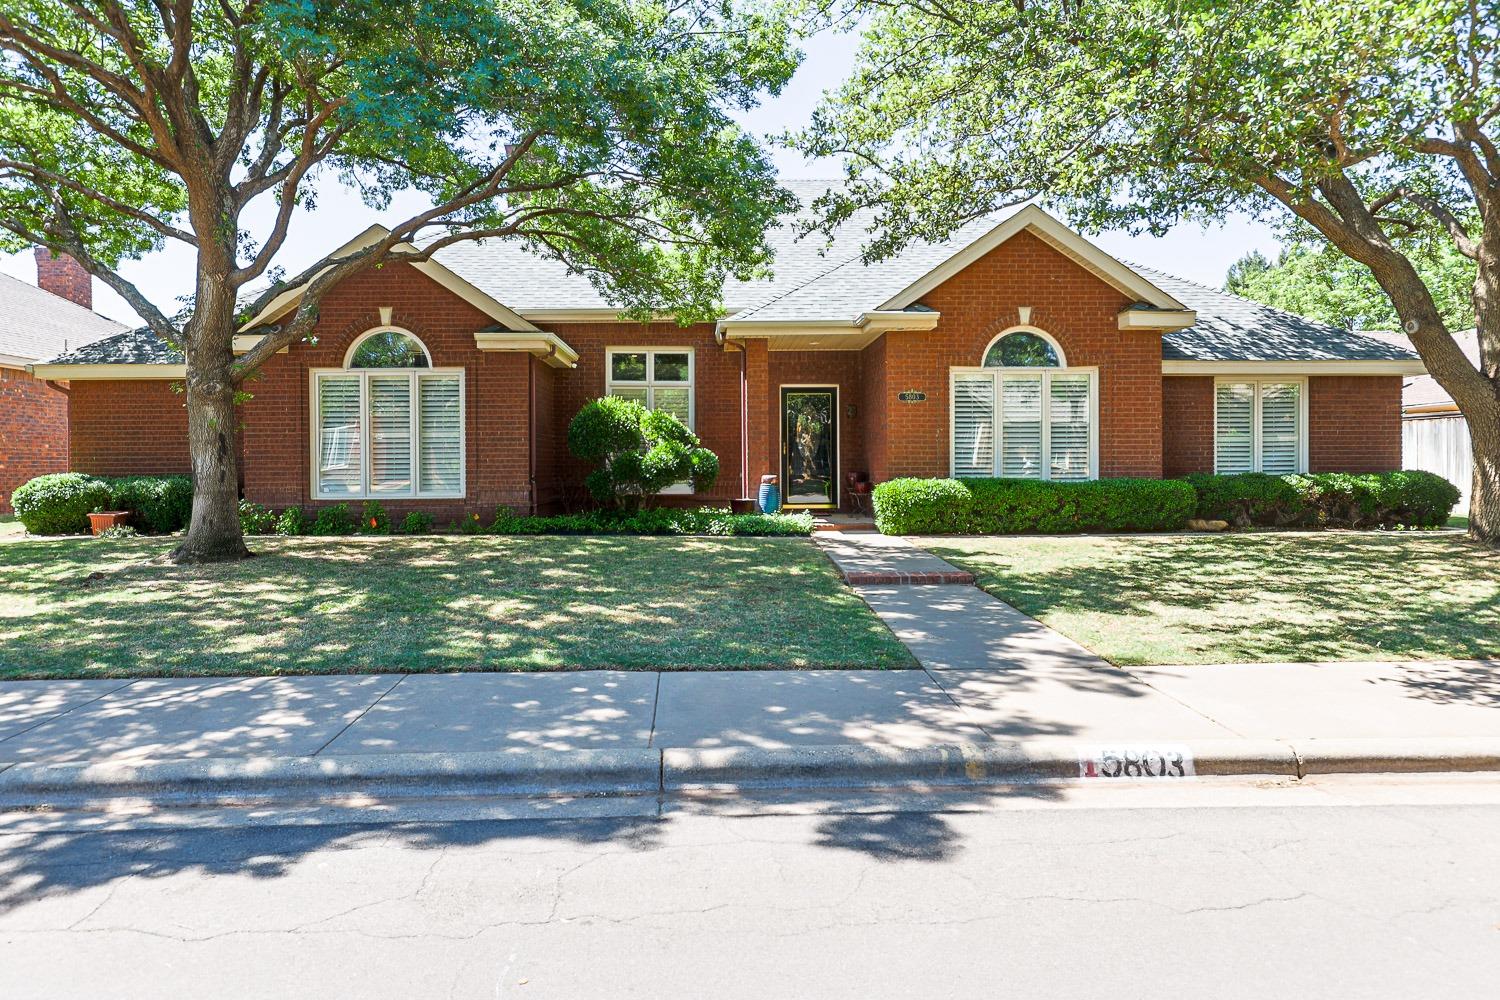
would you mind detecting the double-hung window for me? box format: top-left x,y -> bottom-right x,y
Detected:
311,329 -> 465,499
605,348 -> 694,428
951,330 -> 1098,481
1214,379 -> 1305,474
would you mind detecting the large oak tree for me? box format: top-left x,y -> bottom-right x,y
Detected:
796,0 -> 1500,542
1,0 -> 797,561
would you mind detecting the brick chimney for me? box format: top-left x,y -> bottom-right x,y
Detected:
34,247 -> 93,310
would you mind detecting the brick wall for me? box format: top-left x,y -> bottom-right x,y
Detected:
33,248 -> 92,309
1309,375 -> 1403,472
1162,376 -> 1214,477
69,377 -> 191,476
0,366 -> 69,513
531,357 -> 562,512
861,230 -> 1163,481
239,261 -> 534,521
1158,374 -> 1404,475
543,321 -> 745,506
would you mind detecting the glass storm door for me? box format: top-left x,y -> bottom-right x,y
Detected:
782,387 -> 838,508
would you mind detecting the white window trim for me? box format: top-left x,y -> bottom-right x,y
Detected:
343,326 -> 434,369
980,326 -> 1069,368
309,366 -> 467,501
948,366 -> 1100,480
1212,376 -> 1310,474
604,346 -> 696,430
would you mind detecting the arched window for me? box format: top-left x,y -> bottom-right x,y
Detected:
982,329 -> 1063,368
345,328 -> 431,369
952,326 -> 1095,482
313,327 -> 463,500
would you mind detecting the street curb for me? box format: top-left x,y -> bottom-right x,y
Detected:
0,749 -> 661,810
2,738 -> 1498,812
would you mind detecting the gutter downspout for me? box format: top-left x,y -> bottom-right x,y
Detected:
739,344 -> 749,499
527,355 -> 538,515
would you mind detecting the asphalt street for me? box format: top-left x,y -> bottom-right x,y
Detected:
1,776 -> 1497,998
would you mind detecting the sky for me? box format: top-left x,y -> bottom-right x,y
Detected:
0,26 -> 1283,326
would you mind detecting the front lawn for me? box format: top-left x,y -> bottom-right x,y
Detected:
920,532 -> 1500,665
0,536 -> 914,679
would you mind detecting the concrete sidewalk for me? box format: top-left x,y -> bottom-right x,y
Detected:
1,657 -> 1496,767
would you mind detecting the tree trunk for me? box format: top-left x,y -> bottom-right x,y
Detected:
1469,405 -> 1500,545
170,313 -> 251,564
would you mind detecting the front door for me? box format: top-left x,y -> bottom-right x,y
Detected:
781,387 -> 838,508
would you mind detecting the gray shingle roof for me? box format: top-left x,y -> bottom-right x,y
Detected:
1139,267 -> 1419,363
1360,329 -> 1475,411
43,325 -> 182,365
35,184 -> 1425,370
0,272 -> 124,363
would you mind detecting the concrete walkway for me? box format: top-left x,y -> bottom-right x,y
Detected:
815,531 -> 975,584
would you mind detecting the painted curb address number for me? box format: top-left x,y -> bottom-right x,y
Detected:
1077,745 -> 1195,779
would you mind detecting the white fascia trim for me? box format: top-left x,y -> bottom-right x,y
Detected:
241,224 -> 539,334
27,363 -> 186,379
518,308 -> 738,323
1118,308 -> 1197,331
1,353 -> 35,368
473,330 -> 579,368
1163,359 -> 1426,376
231,334 -> 288,355
718,311 -> 942,338
878,205 -> 1187,312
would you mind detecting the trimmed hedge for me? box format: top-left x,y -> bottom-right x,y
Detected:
11,473 -> 113,535
873,477 -> 1197,535
489,506 -> 815,537
1187,471 -> 1460,529
106,475 -> 193,534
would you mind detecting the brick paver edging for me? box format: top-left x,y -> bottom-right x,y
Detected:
840,570 -> 975,586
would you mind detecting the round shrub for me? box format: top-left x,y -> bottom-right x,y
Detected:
567,396 -> 719,511
11,473 -> 112,534
108,475 -> 193,533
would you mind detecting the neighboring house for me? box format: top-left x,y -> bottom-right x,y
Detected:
1363,330 -> 1479,512
1,252 -> 124,514
28,186 -> 1423,518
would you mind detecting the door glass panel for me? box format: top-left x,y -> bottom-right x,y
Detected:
783,390 -> 836,505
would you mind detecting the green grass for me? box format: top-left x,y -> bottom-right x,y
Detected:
0,535 -> 914,679
1449,514 -> 1470,530
920,532 -> 1500,665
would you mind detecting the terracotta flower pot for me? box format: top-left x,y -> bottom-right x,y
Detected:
87,511 -> 131,536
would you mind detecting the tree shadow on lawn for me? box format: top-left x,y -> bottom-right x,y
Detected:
0,536 -> 912,677
932,533 -> 1500,665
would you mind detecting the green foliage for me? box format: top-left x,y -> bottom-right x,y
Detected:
238,501 -> 278,536
1186,471 -> 1460,529
1226,244 -> 1476,332
310,503 -> 357,536
106,476 -> 193,533
489,506 -> 815,536
456,512 -> 487,535
567,397 -> 720,510
360,501 -> 391,535
872,478 -> 1197,535
400,510 -> 434,535
11,474 -> 113,535
274,507 -> 308,536
97,524 -> 139,540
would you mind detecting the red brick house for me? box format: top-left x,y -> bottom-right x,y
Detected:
1,252 -> 123,514
28,192 -> 1423,518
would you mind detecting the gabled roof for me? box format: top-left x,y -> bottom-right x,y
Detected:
241,224 -> 538,333
43,324 -> 180,365
1143,267 -> 1422,364
0,271 -> 123,366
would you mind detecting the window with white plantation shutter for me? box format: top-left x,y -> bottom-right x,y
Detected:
1214,379 -> 1304,474
950,367 -> 1095,480
1215,382 -> 1255,474
418,375 -> 462,493
369,375 -> 412,493
317,376 -> 363,497
952,374 -> 995,477
1000,375 -> 1044,478
312,330 -> 465,499
1048,375 -> 1091,481
1259,382 -> 1301,473
605,349 -> 695,429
